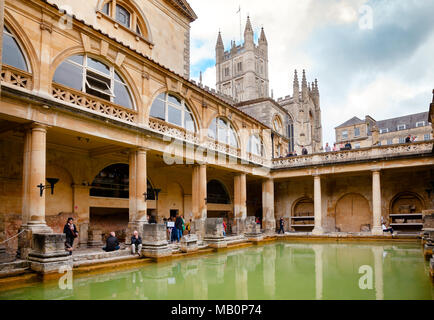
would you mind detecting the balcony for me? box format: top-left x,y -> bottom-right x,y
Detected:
273,141 -> 434,169
148,117 -> 200,145
52,83 -> 137,124
1,65 -> 32,90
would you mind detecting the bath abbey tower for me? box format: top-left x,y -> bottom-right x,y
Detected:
215,17 -> 323,155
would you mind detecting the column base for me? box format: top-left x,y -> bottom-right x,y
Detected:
371,227 -> 383,236
312,227 -> 324,236
18,223 -> 53,260
263,219 -> 276,235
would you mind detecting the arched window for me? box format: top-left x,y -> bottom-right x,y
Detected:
248,134 -> 264,157
207,180 -> 230,204
2,26 -> 28,71
150,93 -> 197,132
90,163 -> 154,199
208,117 -> 238,148
100,1 -> 147,38
53,54 -> 134,109
273,115 -> 283,135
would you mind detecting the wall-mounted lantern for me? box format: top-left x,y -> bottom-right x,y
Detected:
37,178 -> 59,197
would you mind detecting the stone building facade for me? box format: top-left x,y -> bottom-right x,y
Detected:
216,18 -> 323,156
335,112 -> 433,149
0,0 -> 433,263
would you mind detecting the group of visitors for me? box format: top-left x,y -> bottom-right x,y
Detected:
164,214 -> 191,243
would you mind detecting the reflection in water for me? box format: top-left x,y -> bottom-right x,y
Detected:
0,242 -> 432,300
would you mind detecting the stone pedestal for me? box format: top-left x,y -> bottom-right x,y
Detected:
18,224 -> 53,260
232,218 -> 246,235
191,219 -> 206,243
180,235 -> 199,253
204,218 -> 227,249
28,233 -> 71,274
244,216 -> 264,241
78,222 -> 89,248
423,213 -> 434,229
142,224 -> 172,259
87,229 -> 103,248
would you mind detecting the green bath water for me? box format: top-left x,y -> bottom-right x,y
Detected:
0,242 -> 433,300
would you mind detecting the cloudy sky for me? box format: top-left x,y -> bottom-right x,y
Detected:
188,0 -> 434,145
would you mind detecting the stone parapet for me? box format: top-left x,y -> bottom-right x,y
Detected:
204,218 -> 227,249
28,233 -> 71,274
142,224 -> 172,259
180,235 -> 198,253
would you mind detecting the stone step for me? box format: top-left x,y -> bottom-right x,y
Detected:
0,267 -> 30,279
72,249 -> 132,263
73,254 -> 141,268
0,260 -> 29,272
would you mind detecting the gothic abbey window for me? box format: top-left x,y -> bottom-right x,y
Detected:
2,26 -> 29,71
248,134 -> 265,157
208,117 -> 238,148
150,93 -> 197,132
100,0 -> 147,38
53,54 -> 134,109
288,116 -> 295,152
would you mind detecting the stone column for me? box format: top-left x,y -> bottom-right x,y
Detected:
128,148 -> 148,238
233,173 -> 247,234
19,124 -> 52,259
372,170 -> 383,236
312,174 -> 324,235
262,178 -> 275,234
192,164 -> 207,240
72,184 -> 90,248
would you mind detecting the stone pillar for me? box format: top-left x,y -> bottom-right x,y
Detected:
19,124 -> 52,259
142,224 -> 171,260
128,148 -> 148,239
192,164 -> 207,241
204,218 -> 227,249
72,184 -> 90,248
372,170 -> 383,236
312,174 -> 324,235
262,178 -> 275,234
233,173 -> 247,234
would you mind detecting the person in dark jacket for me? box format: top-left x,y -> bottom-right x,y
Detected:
131,231 -> 142,255
278,217 -> 285,234
175,215 -> 184,243
301,146 -> 308,155
63,218 -> 78,255
103,232 -> 120,252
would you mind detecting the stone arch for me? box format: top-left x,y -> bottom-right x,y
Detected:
389,191 -> 425,214
90,163 -> 129,199
3,10 -> 40,89
335,193 -> 371,233
207,179 -> 231,205
49,50 -> 141,112
96,0 -> 153,43
292,196 -> 314,217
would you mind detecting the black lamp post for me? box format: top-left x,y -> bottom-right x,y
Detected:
37,178 -> 59,197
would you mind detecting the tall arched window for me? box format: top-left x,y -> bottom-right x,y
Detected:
208,117 -> 238,148
2,26 -> 28,71
248,134 -> 264,157
288,116 -> 295,152
53,54 -> 134,109
150,93 -> 197,132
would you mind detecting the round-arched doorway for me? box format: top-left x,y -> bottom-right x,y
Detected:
335,193 -> 371,233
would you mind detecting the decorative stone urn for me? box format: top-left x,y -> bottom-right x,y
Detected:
28,233 -> 72,274
204,218 -> 227,249
142,224 -> 172,259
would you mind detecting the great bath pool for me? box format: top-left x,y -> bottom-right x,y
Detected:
0,242 -> 432,300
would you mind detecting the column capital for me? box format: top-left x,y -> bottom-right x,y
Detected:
312,173 -> 321,178
130,147 -> 149,154
371,168 -> 382,173
30,122 -> 48,132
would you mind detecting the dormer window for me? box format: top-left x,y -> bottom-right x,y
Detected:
416,121 -> 425,128
380,128 -> 389,134
116,4 -> 131,28
397,124 -> 406,131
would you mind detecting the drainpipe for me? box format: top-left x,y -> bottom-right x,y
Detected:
271,133 -> 275,159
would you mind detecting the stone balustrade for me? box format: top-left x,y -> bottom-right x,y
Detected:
1,65 -> 32,90
52,83 -> 137,124
273,141 -> 434,169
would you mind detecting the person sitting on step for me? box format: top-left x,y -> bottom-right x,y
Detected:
131,231 -> 142,256
103,232 -> 120,252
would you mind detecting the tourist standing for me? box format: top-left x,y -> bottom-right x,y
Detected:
405,135 -> 412,143
131,231 -> 142,255
325,143 -> 331,153
63,217 -> 78,256
301,146 -> 308,155
103,232 -> 120,252
223,220 -> 227,237
332,143 -> 338,152
175,214 -> 184,243
278,217 -> 285,234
